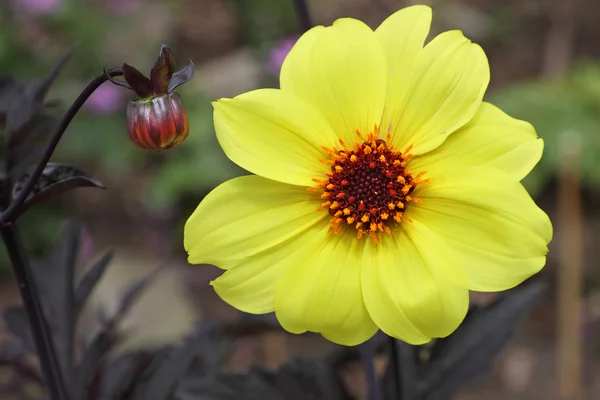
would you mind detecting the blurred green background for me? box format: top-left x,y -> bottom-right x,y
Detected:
1,0 -> 600,398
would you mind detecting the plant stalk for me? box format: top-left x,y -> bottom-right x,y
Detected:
390,337 -> 417,400
360,338 -> 381,400
2,225 -> 68,399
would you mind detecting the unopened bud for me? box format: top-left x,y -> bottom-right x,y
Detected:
126,93 -> 189,151
107,44 -> 195,151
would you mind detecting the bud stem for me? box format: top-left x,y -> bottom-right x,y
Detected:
293,0 -> 314,32
0,67 -> 123,225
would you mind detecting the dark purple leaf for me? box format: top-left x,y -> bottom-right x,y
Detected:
151,45 -> 175,95
123,63 -> 153,98
12,163 -> 105,218
7,143 -> 45,179
175,357 -> 352,400
32,225 -> 80,332
6,113 -> 56,177
130,324 -> 213,400
7,112 -> 56,151
3,307 -> 35,354
5,49 -> 72,141
167,60 -> 195,93
98,353 -> 158,400
416,280 -> 546,400
5,84 -> 44,141
35,48 -> 75,102
74,270 -> 163,399
117,266 -> 164,317
26,222 -> 82,390
74,329 -> 117,400
73,251 -> 114,317
0,77 -> 23,126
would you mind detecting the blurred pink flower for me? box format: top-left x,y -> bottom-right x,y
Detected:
16,0 -> 61,14
85,82 -> 125,116
107,0 -> 139,14
267,36 -> 298,76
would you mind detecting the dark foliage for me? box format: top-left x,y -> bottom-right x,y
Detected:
4,306 -> 35,354
74,251 -> 114,316
3,48 -> 72,143
1,224 -> 181,400
383,280 -> 547,400
175,358 -> 353,400
418,281 -> 546,399
11,163 -> 105,219
1,50 -> 105,220
1,50 -> 73,178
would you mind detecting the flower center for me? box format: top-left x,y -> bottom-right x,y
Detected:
313,127 -> 426,243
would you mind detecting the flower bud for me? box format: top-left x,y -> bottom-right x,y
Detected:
106,44 -> 195,150
126,92 -> 189,151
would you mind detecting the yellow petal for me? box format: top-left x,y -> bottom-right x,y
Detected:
213,89 -> 338,187
376,5 -> 431,135
409,168 -> 552,291
410,102 -> 543,181
362,220 -> 469,343
280,18 -> 387,145
184,175 -> 326,267
211,221 -> 327,314
274,228 -> 378,346
388,30 -> 490,155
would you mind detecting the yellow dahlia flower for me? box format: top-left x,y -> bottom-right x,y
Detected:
184,5 -> 552,346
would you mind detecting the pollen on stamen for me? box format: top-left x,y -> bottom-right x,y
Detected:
314,129 -> 427,242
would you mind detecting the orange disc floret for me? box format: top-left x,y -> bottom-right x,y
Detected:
316,128 -> 424,242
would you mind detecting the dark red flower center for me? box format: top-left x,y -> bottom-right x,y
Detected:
314,127 -> 427,243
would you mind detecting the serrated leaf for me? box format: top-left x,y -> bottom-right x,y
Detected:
12,163 -> 105,218
417,280 -> 546,399
74,251 -> 114,317
175,358 -> 352,400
